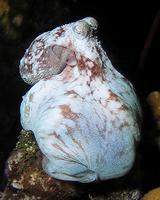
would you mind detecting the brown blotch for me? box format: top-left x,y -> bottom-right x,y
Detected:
107,89 -> 119,101
121,76 -> 130,84
56,28 -> 65,37
70,134 -> 85,152
65,90 -> 84,100
65,125 -> 86,153
118,104 -> 129,111
30,39 -> 45,49
26,63 -> 33,73
77,56 -> 86,70
20,59 -> 33,76
64,90 -> 79,96
29,93 -> 34,102
23,39 -> 45,66
95,46 -> 102,55
90,62 -> 102,80
52,131 -> 67,146
36,49 -> 50,71
24,105 -> 30,115
119,121 -> 129,131
65,125 -> 74,134
59,104 -> 79,120
23,39 -> 44,68
62,66 -> 73,81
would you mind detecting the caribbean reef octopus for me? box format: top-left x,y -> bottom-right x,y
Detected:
19,17 -> 142,183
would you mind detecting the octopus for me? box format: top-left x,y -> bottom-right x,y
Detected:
19,17 -> 142,183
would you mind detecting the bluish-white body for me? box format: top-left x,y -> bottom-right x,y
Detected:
20,17 -> 141,183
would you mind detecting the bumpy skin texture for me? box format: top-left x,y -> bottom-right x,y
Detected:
20,17 -> 142,183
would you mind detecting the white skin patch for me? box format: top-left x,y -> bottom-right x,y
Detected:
20,17 -> 141,183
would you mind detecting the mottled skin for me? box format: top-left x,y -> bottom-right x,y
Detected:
20,17 -> 141,183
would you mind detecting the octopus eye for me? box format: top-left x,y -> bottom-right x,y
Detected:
83,17 -> 98,31
19,44 -> 77,85
73,21 -> 90,39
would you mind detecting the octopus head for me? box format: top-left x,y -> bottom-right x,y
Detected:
19,17 -> 100,85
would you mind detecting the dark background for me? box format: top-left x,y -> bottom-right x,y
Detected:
0,0 -> 160,192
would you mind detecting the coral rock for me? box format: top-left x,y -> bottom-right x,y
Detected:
1,130 -> 82,200
89,189 -> 141,200
147,91 -> 160,129
0,0 -> 10,16
141,187 -> 160,200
